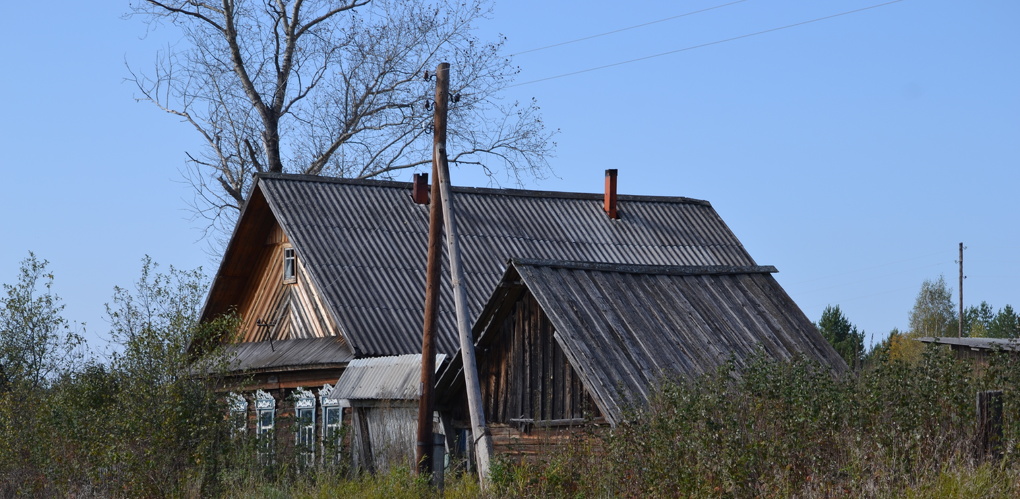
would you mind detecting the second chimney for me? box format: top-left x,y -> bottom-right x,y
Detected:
603,169 -> 619,219
411,173 -> 429,204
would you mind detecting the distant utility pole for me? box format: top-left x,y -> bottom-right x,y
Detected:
959,242 -> 964,337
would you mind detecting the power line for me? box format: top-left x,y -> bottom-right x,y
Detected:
787,250 -> 946,286
508,0 -> 907,88
799,260 -> 951,296
509,0 -> 749,57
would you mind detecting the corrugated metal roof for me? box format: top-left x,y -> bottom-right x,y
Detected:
464,259 -> 847,425
329,353 -> 446,400
219,337 -> 354,373
253,173 -> 756,357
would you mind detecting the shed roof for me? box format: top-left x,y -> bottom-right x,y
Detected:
918,336 -> 1020,352
203,173 -> 757,358
219,337 -> 354,374
329,354 -> 446,401
450,259 -> 846,425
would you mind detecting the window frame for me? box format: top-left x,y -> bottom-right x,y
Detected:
228,392 -> 248,437
283,247 -> 297,283
294,387 -> 316,467
320,383 -> 343,465
255,389 -> 276,464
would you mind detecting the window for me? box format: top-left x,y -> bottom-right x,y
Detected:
228,392 -> 247,437
283,247 -> 296,282
255,390 -> 276,464
294,387 -> 316,467
321,383 -> 343,465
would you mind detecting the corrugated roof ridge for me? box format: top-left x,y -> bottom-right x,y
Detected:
510,258 -> 778,276
255,172 -> 712,206
346,352 -> 423,367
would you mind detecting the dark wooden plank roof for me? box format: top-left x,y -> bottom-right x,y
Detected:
204,173 -> 757,357
218,337 -> 354,374
464,259 -> 847,425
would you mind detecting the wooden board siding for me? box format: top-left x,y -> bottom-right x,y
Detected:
350,404 -> 418,473
488,423 -> 605,462
477,292 -> 599,423
237,221 -> 341,343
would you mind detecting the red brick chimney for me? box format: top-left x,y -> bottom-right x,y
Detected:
604,169 -> 619,219
411,173 -> 429,204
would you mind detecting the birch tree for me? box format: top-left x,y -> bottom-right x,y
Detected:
908,275 -> 955,338
128,0 -> 554,235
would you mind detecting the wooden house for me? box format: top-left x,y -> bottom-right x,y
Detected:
194,171 -> 845,466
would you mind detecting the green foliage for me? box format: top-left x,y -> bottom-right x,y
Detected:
0,256 -> 241,497
10,255 -> 1020,497
988,305 -> 1020,339
493,347 -> 1020,497
964,301 -> 996,337
818,304 -> 865,369
0,252 -> 84,391
957,301 -> 1018,339
909,275 -> 956,338
866,327 -> 897,364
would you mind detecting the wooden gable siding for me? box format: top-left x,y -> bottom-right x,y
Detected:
237,223 -> 341,343
478,292 -> 598,423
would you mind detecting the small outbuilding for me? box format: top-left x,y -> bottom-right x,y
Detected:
918,336 -> 1020,365
438,259 -> 846,459
329,354 -> 446,473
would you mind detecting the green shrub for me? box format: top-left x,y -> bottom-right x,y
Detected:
495,347 -> 1020,497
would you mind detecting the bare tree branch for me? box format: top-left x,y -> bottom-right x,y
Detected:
128,0 -> 556,239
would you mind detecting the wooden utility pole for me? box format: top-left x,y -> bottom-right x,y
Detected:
416,65 -> 448,476
432,62 -> 493,486
959,242 -> 964,337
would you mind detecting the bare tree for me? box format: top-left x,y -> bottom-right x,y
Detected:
127,0 -> 554,236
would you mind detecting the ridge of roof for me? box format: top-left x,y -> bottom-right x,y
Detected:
508,258 -> 778,276
254,172 -> 712,206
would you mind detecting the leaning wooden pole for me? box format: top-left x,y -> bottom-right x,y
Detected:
432,62 -> 493,486
415,68 -> 447,475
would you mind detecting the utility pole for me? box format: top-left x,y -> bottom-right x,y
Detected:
959,242 -> 964,337
432,62 -> 493,487
415,64 -> 447,477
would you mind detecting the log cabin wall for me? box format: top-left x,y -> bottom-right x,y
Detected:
487,423 -> 607,463
238,222 -> 340,342
478,292 -> 598,423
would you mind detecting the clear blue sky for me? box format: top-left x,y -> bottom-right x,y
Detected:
1,1 -> 1017,353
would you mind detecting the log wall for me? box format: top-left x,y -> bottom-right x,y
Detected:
477,293 -> 598,423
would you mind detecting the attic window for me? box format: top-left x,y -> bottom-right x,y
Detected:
283,248 -> 296,283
